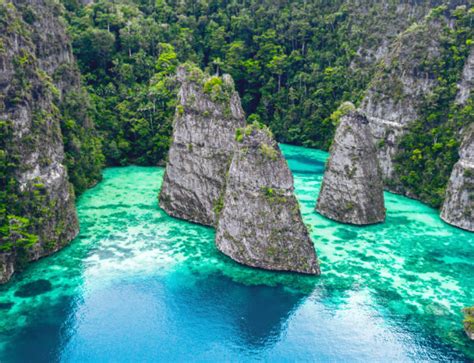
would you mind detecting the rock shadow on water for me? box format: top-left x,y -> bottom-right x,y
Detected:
291,168 -> 325,176
283,155 -> 326,174
167,271 -> 310,348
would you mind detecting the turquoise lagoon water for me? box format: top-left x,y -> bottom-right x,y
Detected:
0,144 -> 473,362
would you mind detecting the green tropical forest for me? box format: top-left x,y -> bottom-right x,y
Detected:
57,0 -> 472,208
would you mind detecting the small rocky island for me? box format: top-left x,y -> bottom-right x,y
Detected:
441,125 -> 473,232
464,307 -> 474,340
215,123 -> 320,275
160,66 -> 319,274
316,107 -> 385,225
159,65 -> 246,226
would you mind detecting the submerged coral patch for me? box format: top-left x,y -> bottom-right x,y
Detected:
0,302 -> 13,310
14,280 -> 52,298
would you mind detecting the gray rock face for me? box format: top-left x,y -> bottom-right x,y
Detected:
28,0 -> 103,191
440,125 -> 474,231
316,110 -> 385,225
0,0 -> 83,283
159,66 -> 246,226
360,19 -> 445,188
215,124 -> 320,275
349,1 -> 437,72
0,253 -> 15,285
455,48 -> 474,105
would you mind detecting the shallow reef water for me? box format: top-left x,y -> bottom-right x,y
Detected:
0,144 -> 473,362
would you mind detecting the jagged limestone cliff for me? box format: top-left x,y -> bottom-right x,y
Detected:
316,108 -> 385,225
440,125 -> 473,231
159,65 -> 246,226
360,4 -> 473,209
0,253 -> 15,284
215,123 -> 320,275
455,48 -> 474,105
348,0 -> 444,76
26,0 -> 103,194
0,0 -> 102,283
360,16 -> 447,188
441,48 -> 474,232
0,0 -> 78,282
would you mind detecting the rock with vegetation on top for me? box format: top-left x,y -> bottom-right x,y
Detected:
317,107 -> 385,225
463,306 -> 474,340
159,65 -> 246,226
0,0 -> 84,284
360,12 -> 452,191
440,125 -> 474,231
215,123 -> 320,275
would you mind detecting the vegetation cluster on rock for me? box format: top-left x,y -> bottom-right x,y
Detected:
161,67 -> 320,274
463,306 -> 474,340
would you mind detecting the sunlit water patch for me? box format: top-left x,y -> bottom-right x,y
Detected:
0,145 -> 472,361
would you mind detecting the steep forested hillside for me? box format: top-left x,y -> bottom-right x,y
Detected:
361,4 -> 473,206
61,0 -> 446,163
61,0 -> 472,208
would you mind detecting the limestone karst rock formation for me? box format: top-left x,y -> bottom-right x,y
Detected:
440,48 -> 474,232
0,0 -> 82,283
348,1 -> 438,77
215,123 -> 320,275
1,0 -> 103,283
440,125 -> 474,231
316,108 -> 385,225
159,65 -> 246,226
360,15 -> 450,192
161,66 -> 319,274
